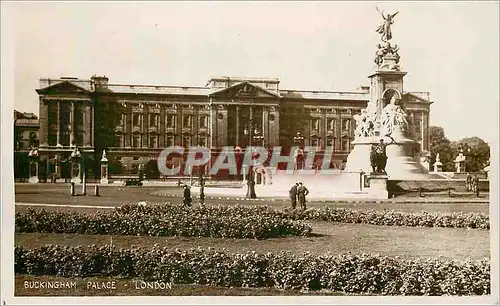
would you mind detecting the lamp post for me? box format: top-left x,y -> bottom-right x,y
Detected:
293,132 -> 305,170
243,117 -> 260,198
293,131 -> 305,146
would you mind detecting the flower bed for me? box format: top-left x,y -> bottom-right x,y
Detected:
15,204 -> 489,240
280,207 -> 490,229
15,245 -> 490,296
15,205 -> 312,239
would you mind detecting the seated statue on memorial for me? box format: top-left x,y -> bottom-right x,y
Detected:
380,95 -> 408,136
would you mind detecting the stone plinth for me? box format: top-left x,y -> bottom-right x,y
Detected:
344,136 -> 378,174
346,128 -> 428,181
29,161 -> 39,183
71,161 -> 82,184
100,164 -> 109,184
363,174 -> 389,199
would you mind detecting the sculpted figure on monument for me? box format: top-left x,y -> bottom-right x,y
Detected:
376,7 -> 399,42
374,44 -> 385,66
380,95 -> 408,136
353,108 -> 377,138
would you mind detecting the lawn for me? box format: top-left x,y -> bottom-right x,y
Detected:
15,221 -> 489,261
14,184 -> 490,214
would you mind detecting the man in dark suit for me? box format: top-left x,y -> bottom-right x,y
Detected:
182,185 -> 192,207
289,183 -> 299,209
297,182 -> 310,210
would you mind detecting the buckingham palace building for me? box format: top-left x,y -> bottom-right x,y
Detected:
31,75 -> 431,180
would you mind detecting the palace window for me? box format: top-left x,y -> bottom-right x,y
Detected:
326,137 -> 335,150
48,129 -> 57,146
132,114 -> 142,127
149,135 -> 158,148
149,114 -> 159,128
311,118 -> 320,130
342,119 -> 350,131
74,106 -> 83,126
132,135 -> 141,148
415,119 -> 422,134
60,130 -> 70,146
341,138 -> 349,151
198,136 -> 207,147
165,135 -> 175,147
60,103 -> 70,126
119,114 -> 125,127
327,118 -> 335,131
199,115 -> 208,128
310,137 -> 319,148
183,115 -> 192,128
182,135 -> 191,147
48,104 -> 57,125
29,132 -> 38,147
166,114 -> 176,128
116,134 -> 123,147
75,132 -> 84,146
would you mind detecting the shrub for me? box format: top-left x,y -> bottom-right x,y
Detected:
15,245 -> 490,296
15,204 -> 312,239
281,207 -> 490,229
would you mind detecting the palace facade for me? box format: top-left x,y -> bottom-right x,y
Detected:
32,75 -> 431,179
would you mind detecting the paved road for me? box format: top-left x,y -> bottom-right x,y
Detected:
14,183 -> 490,214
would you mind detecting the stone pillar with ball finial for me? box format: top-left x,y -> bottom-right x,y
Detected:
454,151 -> 466,173
71,147 -> 82,184
28,148 -> 40,183
433,153 -> 443,172
100,150 -> 109,184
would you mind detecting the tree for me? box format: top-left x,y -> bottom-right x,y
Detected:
144,159 -> 160,179
428,126 -> 455,171
29,133 -> 39,148
452,137 -> 490,172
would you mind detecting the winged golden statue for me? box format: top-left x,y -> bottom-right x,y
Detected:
376,7 -> 399,42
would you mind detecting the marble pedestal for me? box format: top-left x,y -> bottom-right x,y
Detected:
363,174 -> 389,199
345,129 -> 427,181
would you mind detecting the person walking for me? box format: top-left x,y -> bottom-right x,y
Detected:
182,185 -> 192,208
289,183 -> 299,209
297,182 -> 309,210
472,174 -> 480,196
466,173 -> 472,192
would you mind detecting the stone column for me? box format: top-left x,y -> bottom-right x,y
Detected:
262,107 -> 269,147
39,99 -> 49,147
142,104 -> 149,148
70,101 -> 75,146
159,106 -> 165,147
335,109 -> 341,151
84,102 -> 92,147
269,106 -> 279,147
422,110 -> 429,152
56,101 -> 61,147
319,109 -> 325,148
236,106 -> 240,146
125,107 -> 132,147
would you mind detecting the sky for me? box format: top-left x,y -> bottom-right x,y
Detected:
6,1 -> 500,145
